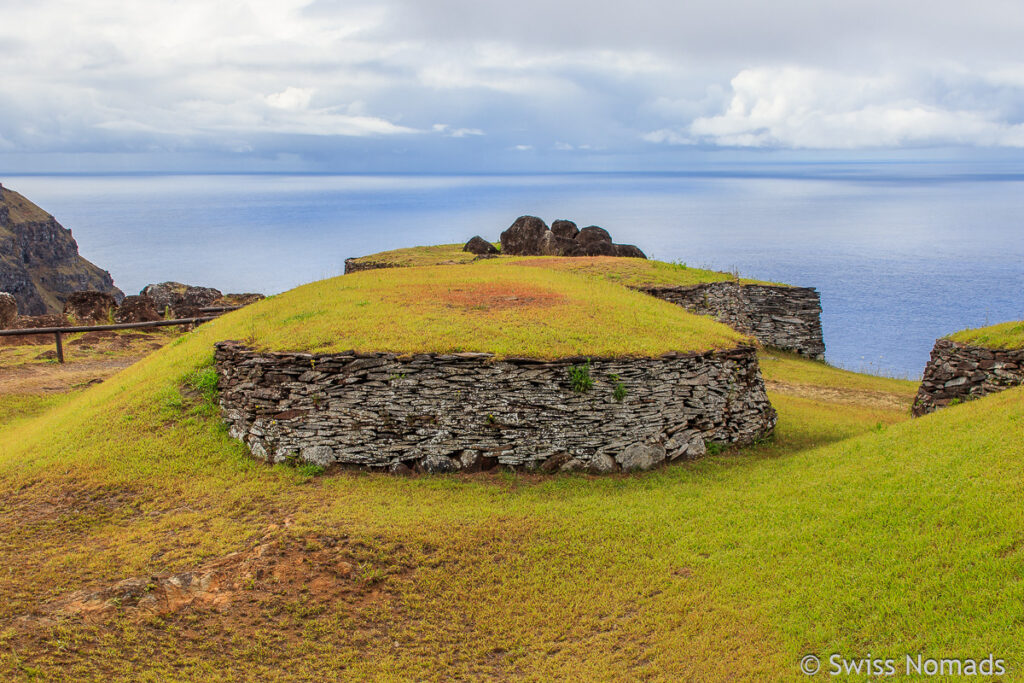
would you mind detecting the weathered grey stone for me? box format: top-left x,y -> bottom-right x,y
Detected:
913,339 -> 1024,416
419,454 -> 460,474
537,231 -> 579,257
301,445 -> 335,467
616,441 -> 667,472
588,453 -> 618,474
215,341 -> 776,475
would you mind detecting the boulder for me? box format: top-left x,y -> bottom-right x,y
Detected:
499,216 -> 549,256
538,231 -> 580,257
463,236 -> 499,255
615,441 -> 666,472
576,225 -> 613,247
588,453 -> 618,474
551,219 -> 579,239
141,282 -> 223,317
583,241 -> 618,256
63,291 -> 118,324
0,292 -> 17,328
614,244 -> 647,259
115,295 -> 162,323
418,454 -> 460,474
1,313 -> 69,345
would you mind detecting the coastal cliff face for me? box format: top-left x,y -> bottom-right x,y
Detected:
0,183 -> 123,316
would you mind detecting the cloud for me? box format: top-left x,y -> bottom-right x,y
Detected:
647,67 -> 1024,149
4,0 -> 1024,168
266,87 -> 314,111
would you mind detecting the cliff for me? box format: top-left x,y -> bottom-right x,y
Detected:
0,182 -> 123,315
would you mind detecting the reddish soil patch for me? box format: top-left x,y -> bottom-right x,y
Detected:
395,282 -> 567,311
21,533 -> 400,626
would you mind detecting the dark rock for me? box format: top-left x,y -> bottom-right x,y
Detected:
614,244 -> 647,259
499,216 -> 549,256
537,231 -> 581,257
576,226 -> 613,247
63,291 -> 118,324
141,282 -> 223,318
579,240 -> 617,256
115,295 -> 162,323
551,219 -> 579,239
463,236 -> 499,255
0,292 -> 16,328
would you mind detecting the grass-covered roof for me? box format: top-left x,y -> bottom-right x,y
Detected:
947,320 -> 1024,350
247,261 -> 750,358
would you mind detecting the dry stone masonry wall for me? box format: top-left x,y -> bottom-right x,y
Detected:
636,282 -> 825,359
912,339 -> 1024,416
215,341 -> 777,474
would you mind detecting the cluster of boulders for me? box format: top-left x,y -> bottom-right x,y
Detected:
0,282 -> 264,343
464,216 -> 647,259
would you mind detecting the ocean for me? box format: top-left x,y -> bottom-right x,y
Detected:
5,166 -> 1023,379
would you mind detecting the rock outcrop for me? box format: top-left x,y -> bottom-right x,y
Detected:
0,182 -> 123,315
912,339 -> 1024,416
497,216 -> 647,259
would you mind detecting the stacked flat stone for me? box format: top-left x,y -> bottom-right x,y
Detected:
637,282 -> 825,359
215,341 -> 777,474
912,339 -> 1024,416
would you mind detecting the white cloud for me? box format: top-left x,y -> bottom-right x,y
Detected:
433,124 -> 485,137
266,87 -> 314,111
671,67 -> 1024,149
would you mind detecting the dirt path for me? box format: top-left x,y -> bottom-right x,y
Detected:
765,378 -> 912,412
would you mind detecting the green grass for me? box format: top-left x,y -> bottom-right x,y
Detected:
243,262 -> 749,358
0,269 -> 1020,679
0,392 -> 80,430
348,243 -> 485,267
947,319 -> 1024,350
347,244 -> 781,287
759,350 -> 919,397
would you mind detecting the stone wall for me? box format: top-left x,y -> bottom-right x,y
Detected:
215,341 -> 777,474
636,282 -> 825,359
912,339 -> 1024,416
343,258 -> 394,275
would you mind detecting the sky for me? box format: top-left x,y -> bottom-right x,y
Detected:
3,0 -> 1024,172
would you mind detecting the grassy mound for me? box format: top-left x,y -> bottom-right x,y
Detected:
947,320 -> 1024,350
2,292 -> 1022,678
347,245 -> 780,287
245,262 -> 749,358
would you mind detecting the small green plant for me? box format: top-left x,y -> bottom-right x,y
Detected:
706,442 -> 727,455
486,413 -> 497,425
185,367 -> 219,408
568,361 -> 594,393
612,382 -> 628,402
296,462 -> 325,478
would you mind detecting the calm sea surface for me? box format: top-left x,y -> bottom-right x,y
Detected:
5,166 -> 1023,379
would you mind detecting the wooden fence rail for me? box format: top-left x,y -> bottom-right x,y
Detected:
0,317 -> 217,363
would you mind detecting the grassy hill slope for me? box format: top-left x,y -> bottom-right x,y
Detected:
0,274 -> 1020,679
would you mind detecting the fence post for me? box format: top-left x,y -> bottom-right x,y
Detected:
54,331 -> 64,363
